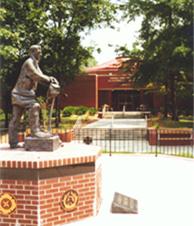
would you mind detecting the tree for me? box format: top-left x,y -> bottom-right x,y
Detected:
119,0 -> 193,120
0,0 -> 117,127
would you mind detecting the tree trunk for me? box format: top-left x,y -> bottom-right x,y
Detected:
4,112 -> 9,128
169,74 -> 178,121
163,82 -> 168,118
55,97 -> 61,128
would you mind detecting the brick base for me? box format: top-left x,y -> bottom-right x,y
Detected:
0,144 -> 102,226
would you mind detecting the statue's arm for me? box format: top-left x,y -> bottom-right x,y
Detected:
26,59 -> 50,84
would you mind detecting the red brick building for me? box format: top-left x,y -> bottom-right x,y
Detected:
60,57 -> 163,112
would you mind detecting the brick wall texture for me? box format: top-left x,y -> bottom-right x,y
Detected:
0,157 -> 102,226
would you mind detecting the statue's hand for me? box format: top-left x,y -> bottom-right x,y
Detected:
48,76 -> 60,98
50,76 -> 59,85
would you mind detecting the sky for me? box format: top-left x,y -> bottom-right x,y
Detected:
81,17 -> 142,64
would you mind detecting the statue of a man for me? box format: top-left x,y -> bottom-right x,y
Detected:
8,45 -> 59,149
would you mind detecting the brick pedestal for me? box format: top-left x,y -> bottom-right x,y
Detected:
0,144 -> 102,226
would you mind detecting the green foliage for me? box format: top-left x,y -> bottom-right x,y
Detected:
74,106 -> 88,115
88,107 -> 97,116
0,0 -> 116,123
119,0 -> 193,119
62,106 -> 77,117
150,116 -> 193,128
62,105 -> 97,117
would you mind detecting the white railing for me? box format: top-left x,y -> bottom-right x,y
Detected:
73,116 -> 83,130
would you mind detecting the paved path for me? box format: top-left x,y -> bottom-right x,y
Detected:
73,139 -> 193,157
67,155 -> 194,226
85,118 -> 147,129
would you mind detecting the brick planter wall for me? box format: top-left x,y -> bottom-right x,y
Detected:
58,130 -> 73,143
148,128 -> 193,146
148,128 -> 157,145
0,144 -> 101,226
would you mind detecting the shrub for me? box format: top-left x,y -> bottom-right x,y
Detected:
75,106 -> 88,115
88,107 -> 97,116
62,106 -> 97,117
63,106 -> 77,117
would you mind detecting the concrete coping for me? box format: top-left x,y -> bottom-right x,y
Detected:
0,143 -> 101,169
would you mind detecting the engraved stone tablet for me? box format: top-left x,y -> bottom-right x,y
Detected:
25,135 -> 61,152
111,192 -> 138,214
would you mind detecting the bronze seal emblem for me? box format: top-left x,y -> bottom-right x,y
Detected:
0,193 -> 17,215
61,190 -> 79,212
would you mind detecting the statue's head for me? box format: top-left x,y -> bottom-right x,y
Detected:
29,45 -> 42,61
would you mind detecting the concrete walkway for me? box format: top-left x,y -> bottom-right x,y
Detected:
85,118 -> 147,129
67,155 -> 194,226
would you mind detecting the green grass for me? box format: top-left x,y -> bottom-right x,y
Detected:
101,150 -> 194,158
160,119 -> 193,128
149,116 -> 193,129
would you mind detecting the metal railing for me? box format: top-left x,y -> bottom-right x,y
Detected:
1,127 -> 193,158
73,128 -> 194,158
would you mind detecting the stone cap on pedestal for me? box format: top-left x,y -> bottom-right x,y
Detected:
25,135 -> 61,152
0,143 -> 101,169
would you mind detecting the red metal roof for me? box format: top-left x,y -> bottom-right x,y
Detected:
85,57 -> 130,73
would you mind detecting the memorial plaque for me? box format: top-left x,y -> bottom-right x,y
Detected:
25,135 -> 61,152
111,192 -> 138,214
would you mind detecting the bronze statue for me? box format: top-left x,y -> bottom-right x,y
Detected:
8,45 -> 60,149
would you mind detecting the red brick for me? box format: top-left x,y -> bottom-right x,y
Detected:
55,219 -> 67,225
17,190 -> 31,195
85,182 -> 95,187
49,160 -> 53,167
20,219 -> 32,224
28,161 -> 33,168
24,214 -> 37,219
73,210 -> 84,216
84,173 -> 95,178
46,178 -> 59,184
53,160 -> 57,166
1,189 -> 15,193
44,223 -> 52,226
32,191 -> 38,195
3,218 -> 16,223
12,161 -> 16,168
74,175 -> 84,180
32,200 -> 38,205
47,215 -> 60,222
85,200 -> 93,205
74,183 -> 84,189
24,195 -> 38,200
60,213 -> 72,219
41,203 -> 54,209
0,184 -> 9,189
10,184 -> 24,189
7,161 -> 11,168
0,223 -> 9,226
47,188 -> 59,193
79,179 -> 90,183
33,220 -> 39,225
53,182 -> 64,188
18,209 -> 31,214
41,213 -> 52,218
47,207 -> 60,214
33,161 -> 37,168
12,214 -> 25,218
40,184 -> 52,190
25,205 -> 37,210
79,187 -> 90,193
3,180 -> 16,184
17,204 -> 25,209
23,161 -> 27,168
16,195 -> 25,200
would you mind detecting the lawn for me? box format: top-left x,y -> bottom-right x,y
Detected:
148,115 -> 193,129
